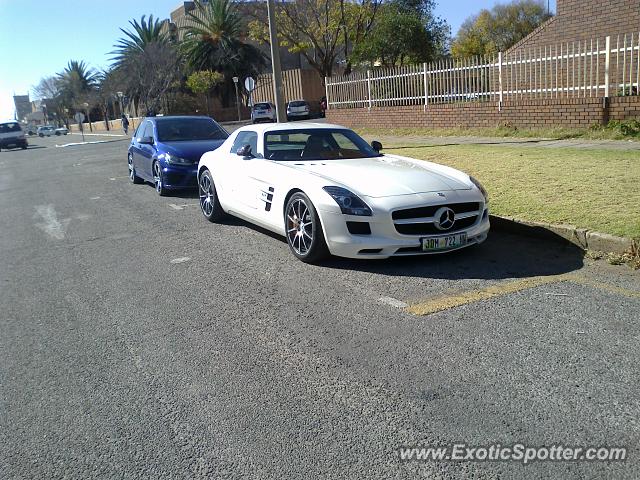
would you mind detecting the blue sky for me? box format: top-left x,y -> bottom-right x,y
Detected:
0,0 -> 556,119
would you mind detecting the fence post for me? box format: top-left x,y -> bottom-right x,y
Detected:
498,51 -> 503,111
604,36 -> 611,98
324,76 -> 330,112
367,70 -> 372,111
423,63 -> 428,110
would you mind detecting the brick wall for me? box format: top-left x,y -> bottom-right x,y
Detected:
509,0 -> 640,52
326,97 -> 640,130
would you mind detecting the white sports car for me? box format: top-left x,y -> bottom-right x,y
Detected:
197,123 -> 489,262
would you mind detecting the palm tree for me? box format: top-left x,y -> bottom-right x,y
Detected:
56,60 -> 97,99
111,15 -> 169,69
111,15 -> 178,116
181,0 -> 266,106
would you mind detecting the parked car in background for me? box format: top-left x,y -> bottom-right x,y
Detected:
0,121 -> 28,151
197,122 -> 490,263
37,125 -> 56,137
127,116 -> 229,196
251,102 -> 276,123
26,125 -> 37,135
286,100 -> 310,121
55,126 -> 69,135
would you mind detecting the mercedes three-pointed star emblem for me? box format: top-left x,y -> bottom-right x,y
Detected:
434,206 -> 455,231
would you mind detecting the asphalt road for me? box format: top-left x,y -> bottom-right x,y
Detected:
1,134 -> 639,479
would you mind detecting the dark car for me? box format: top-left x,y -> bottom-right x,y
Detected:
127,116 -> 228,195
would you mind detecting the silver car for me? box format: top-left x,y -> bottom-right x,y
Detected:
251,102 -> 276,123
286,100 -> 310,121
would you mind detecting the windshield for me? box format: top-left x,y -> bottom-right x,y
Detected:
156,118 -> 228,142
0,123 -> 22,133
288,101 -> 307,107
254,103 -> 271,109
264,128 -> 381,161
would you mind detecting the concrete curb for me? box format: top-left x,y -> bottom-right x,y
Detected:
489,214 -> 635,254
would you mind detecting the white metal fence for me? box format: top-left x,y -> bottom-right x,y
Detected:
326,33 -> 640,110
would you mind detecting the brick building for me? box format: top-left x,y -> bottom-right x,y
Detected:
510,0 -> 640,52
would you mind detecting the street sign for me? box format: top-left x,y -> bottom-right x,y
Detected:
244,76 -> 256,92
74,112 -> 85,124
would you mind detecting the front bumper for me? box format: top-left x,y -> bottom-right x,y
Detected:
318,193 -> 490,259
161,164 -> 198,189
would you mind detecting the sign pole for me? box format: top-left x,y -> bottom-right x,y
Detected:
267,0 -> 286,123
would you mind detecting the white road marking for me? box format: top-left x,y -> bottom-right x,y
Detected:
170,257 -> 191,264
90,196 -> 100,200
378,296 -> 408,309
34,205 -> 70,240
169,203 -> 199,210
55,140 -> 115,148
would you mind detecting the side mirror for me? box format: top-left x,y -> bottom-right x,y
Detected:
237,144 -> 254,158
139,136 -> 154,145
371,140 -> 382,152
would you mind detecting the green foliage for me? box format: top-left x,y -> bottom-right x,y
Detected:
55,60 -> 97,108
596,120 -> 640,138
186,70 -> 224,95
181,0 -> 266,79
248,0 -> 383,78
451,0 -> 551,58
111,15 -> 169,69
350,5 -> 439,67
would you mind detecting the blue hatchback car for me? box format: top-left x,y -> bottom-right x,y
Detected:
127,116 -> 228,195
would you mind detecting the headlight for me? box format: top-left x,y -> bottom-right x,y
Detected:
470,176 -> 489,203
160,153 -> 193,165
323,186 -> 372,216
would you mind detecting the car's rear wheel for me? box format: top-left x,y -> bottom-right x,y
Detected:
128,153 -> 143,184
199,170 -> 225,222
153,161 -> 167,196
285,192 -> 329,263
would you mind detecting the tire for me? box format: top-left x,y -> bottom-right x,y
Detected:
21,145 -> 27,150
128,153 -> 143,184
153,161 -> 168,196
284,192 -> 329,263
55,131 -> 61,136
198,169 -> 225,222
38,133 -> 44,137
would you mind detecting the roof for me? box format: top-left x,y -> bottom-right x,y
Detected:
237,122 -> 348,134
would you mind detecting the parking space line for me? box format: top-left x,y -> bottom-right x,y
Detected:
405,274 -> 639,316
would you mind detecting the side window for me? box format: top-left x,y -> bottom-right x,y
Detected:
133,123 -> 143,138
140,121 -> 153,139
230,131 -> 258,155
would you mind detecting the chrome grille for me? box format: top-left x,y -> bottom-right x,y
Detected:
392,202 -> 482,236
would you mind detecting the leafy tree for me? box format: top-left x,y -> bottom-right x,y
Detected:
351,3 -> 447,67
451,0 -> 552,58
248,0 -> 382,79
181,0 -> 266,106
186,70 -> 224,114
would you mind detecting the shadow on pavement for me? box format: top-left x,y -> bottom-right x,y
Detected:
321,230 -> 584,280
200,211 -> 585,280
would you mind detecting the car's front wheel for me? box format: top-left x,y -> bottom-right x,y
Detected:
198,170 -> 225,222
128,153 -> 143,184
285,192 -> 329,263
153,161 -> 168,196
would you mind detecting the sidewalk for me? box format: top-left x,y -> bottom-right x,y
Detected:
365,135 -> 640,150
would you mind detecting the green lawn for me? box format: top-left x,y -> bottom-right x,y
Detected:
383,144 -> 640,239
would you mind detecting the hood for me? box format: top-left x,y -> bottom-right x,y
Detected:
286,155 -> 471,197
160,139 -> 225,162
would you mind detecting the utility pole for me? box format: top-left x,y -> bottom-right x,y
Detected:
267,0 -> 286,123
